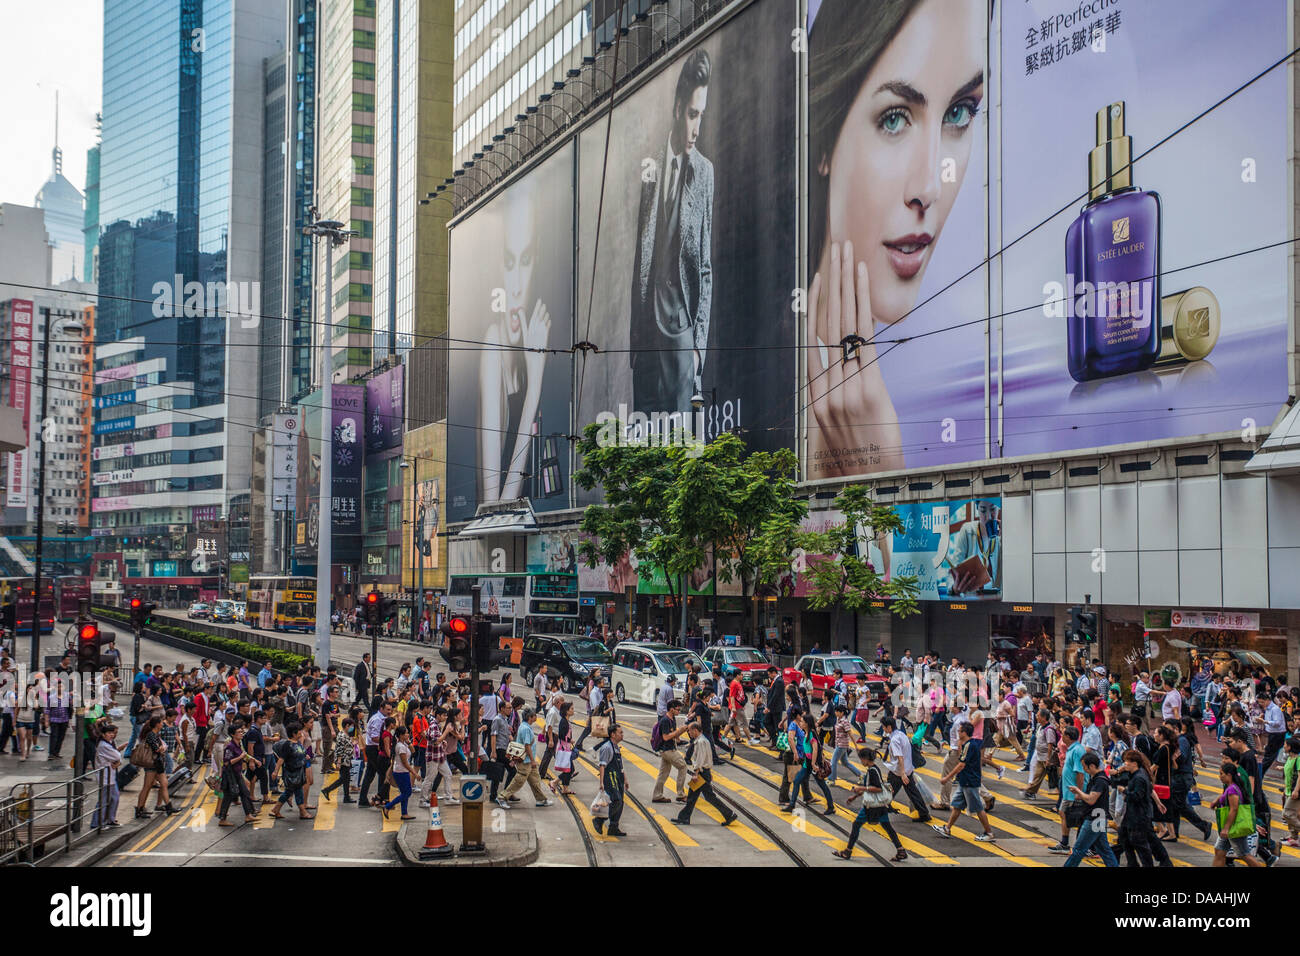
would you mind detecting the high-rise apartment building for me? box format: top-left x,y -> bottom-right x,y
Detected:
312,0 -> 377,383
93,0 -> 286,602
452,0 -> 593,168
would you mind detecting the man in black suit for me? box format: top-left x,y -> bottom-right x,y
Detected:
630,48 -> 714,422
764,666 -> 785,749
353,653 -> 372,707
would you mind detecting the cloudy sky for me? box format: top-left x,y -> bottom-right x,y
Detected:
0,1 -> 102,206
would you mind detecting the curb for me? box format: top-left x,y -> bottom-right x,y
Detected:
62,820 -> 145,868
393,818 -> 539,868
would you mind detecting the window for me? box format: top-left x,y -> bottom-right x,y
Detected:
353,0 -> 375,15
350,218 -> 373,238
347,282 -> 372,301
352,91 -> 375,112
350,187 -> 373,207
348,251 -> 372,270
351,124 -> 374,144
352,155 -> 374,177
353,60 -> 375,80
352,29 -> 375,49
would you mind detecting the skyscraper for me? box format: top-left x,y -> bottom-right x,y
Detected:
34,97 -> 86,285
92,0 -> 286,603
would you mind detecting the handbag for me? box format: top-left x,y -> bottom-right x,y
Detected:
775,730 -> 790,752
1065,799 -> 1092,829
589,715 -> 610,739
129,743 -> 155,769
1187,789 -> 1202,807
505,741 -> 527,762
554,747 -> 573,772
1216,802 -> 1256,840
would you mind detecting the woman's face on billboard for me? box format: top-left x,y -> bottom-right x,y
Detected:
502,196 -> 536,346
825,0 -> 983,326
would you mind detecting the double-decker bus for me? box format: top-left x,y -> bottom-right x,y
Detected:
448,573 -> 580,664
0,577 -> 55,634
53,575 -> 90,621
245,575 -> 316,632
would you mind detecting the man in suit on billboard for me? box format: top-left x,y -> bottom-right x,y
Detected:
631,49 -> 714,421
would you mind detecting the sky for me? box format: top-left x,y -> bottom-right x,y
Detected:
0,1 -> 102,207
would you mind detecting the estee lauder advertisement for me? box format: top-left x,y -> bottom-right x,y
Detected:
805,0 -> 1287,479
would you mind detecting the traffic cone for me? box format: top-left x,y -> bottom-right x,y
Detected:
418,792 -> 453,859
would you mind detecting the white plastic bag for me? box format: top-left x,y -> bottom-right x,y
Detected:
590,789 -> 610,819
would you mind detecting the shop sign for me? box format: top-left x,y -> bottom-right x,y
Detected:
1144,610 -> 1172,629
1171,610 -> 1258,631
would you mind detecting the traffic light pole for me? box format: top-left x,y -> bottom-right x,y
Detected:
468,585 -> 481,774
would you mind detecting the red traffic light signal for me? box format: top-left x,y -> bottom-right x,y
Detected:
438,615 -> 472,671
77,621 -> 101,670
447,617 -> 469,635
366,591 -> 379,605
130,598 -> 141,609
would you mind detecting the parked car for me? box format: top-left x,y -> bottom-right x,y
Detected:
611,642 -> 703,707
187,602 -> 211,620
700,645 -> 771,690
783,654 -> 888,704
518,634 -> 614,694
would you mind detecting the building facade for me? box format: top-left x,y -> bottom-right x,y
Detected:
92,0 -> 286,604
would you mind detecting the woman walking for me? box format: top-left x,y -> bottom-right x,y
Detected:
382,725 -> 419,819
134,715 -> 178,819
833,747 -> 906,862
1115,749 -> 1171,867
1211,760 -> 1265,867
785,711 -> 835,815
321,716 -> 357,803
550,701 -> 576,795
216,723 -> 259,827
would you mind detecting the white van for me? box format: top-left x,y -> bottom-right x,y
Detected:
611,642 -> 703,706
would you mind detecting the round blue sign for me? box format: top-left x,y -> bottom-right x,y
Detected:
461,780 -> 483,801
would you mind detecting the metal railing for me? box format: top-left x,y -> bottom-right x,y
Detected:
0,767 -> 113,866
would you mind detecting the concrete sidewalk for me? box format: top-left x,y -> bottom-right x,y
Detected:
394,801 -> 538,867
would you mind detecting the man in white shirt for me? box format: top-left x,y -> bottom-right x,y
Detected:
1258,692 -> 1288,775
1133,672 -> 1152,730
656,675 -> 678,718
532,665 -> 549,711
881,715 -> 932,823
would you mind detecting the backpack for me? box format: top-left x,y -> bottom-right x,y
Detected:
651,717 -> 666,752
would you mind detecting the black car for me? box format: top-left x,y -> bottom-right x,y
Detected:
518,634 -> 614,694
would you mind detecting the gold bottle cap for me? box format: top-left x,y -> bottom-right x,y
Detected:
1088,102 -> 1133,200
1157,286 -> 1220,364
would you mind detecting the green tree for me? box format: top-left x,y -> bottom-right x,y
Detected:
671,433 -> 805,640
791,485 -> 920,637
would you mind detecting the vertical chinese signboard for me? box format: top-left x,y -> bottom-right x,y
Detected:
6,301 -> 32,508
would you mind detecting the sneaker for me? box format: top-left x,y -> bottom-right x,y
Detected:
995,766 -> 1004,780
496,798 -> 511,810
931,824 -> 951,838
1048,842 -> 1071,854
536,799 -> 554,807
444,796 -> 460,804
1281,838 -> 1300,848
975,832 -> 995,842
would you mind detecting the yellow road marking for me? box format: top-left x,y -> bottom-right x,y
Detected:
618,745 -> 776,852
314,776 -> 338,831
140,769 -> 213,853
575,755 -> 698,848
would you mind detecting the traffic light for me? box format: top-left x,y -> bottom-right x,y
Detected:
365,590 -> 381,629
1079,608 -> 1098,643
1066,605 -> 1082,642
130,597 -> 156,630
439,616 -> 472,671
474,620 -> 513,672
77,621 -> 101,670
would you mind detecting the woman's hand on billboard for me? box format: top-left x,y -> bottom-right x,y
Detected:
523,299 -> 551,385
806,240 -> 903,475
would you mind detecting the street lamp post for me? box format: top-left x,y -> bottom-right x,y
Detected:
303,212 -> 357,669
29,312 -> 85,672
689,386 -> 718,648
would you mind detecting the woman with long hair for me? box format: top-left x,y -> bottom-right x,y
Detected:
550,701 -> 577,795
833,747 -> 906,862
382,725 -> 419,820
1115,748 -> 1171,867
805,0 -> 985,477
478,186 -> 552,504
134,715 -> 178,819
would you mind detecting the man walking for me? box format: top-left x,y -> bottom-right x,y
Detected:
357,699 -> 392,806
353,654 -> 373,706
881,716 -> 932,824
763,667 -> 784,748
595,723 -> 628,837
933,721 -> 995,842
651,698 -> 690,804
673,722 -> 736,826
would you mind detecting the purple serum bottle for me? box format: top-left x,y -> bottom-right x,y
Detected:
1065,102 -> 1161,382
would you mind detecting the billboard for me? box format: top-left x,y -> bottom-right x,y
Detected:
862,497 -> 1002,602
365,366 -> 404,452
804,0 -> 989,478
999,0 -> 1288,458
271,413 -> 300,512
294,385 -> 364,563
6,300 -> 32,508
446,146 -> 575,523
803,0 -> 1288,478
575,0 -> 797,497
